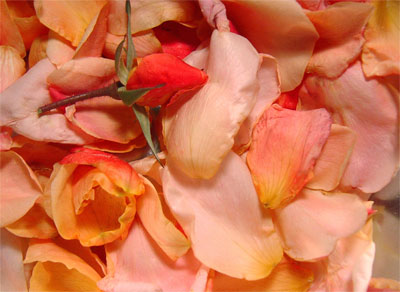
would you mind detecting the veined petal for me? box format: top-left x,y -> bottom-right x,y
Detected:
247,105 -> 331,209
28,35 -> 48,68
163,30 -> 260,179
162,152 -> 283,280
273,189 -> 367,261
0,0 -> 25,56
223,0 -> 318,91
0,45 -> 26,92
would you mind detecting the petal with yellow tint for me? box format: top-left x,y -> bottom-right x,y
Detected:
299,61 -> 399,193
369,278 -> 400,291
212,258 -> 313,292
0,45 -> 25,92
29,35 -> 48,68
163,30 -> 260,179
362,0 -> 400,77
163,152 -> 283,280
223,0 -> 318,91
306,124 -> 356,192
85,135 -> 147,154
0,0 -> 25,56
98,220 -> 203,292
247,105 -> 331,209
306,2 -> 373,78
0,151 -> 41,227
46,30 -> 75,67
13,15 -> 48,50
34,0 -> 107,46
137,177 -> 190,261
273,189 -> 367,261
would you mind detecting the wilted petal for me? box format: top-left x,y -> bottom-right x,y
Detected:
274,189 -> 367,261
46,30 -> 75,67
307,124 -> 356,191
163,30 -> 260,179
224,0 -> 318,91
247,105 -> 331,209
34,0 -> 107,46
0,0 -> 25,56
0,151 -> 41,227
98,220 -> 203,292
300,61 -> 399,193
306,2 -> 373,78
0,45 -> 25,92
362,0 -> 400,77
28,35 -> 48,68
163,152 -> 283,280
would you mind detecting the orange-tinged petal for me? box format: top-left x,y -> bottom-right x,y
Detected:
13,15 -> 48,50
163,152 -> 283,280
224,0 -> 318,91
0,126 -> 13,150
307,124 -> 356,191
0,0 -> 25,56
362,0 -> 400,77
0,151 -> 41,227
34,0 -> 107,46
369,278 -> 400,291
163,30 -> 260,179
129,152 -> 166,185
46,30 -> 75,67
29,35 -> 48,68
247,104 -> 332,209
85,135 -> 147,154
0,45 -> 26,92
273,189 -> 367,261
299,61 -> 399,193
306,2 -> 373,78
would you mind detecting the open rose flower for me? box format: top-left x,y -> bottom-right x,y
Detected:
47,148 -> 144,246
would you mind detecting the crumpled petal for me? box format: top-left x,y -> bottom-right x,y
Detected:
0,151 -> 42,227
198,0 -> 230,31
0,45 -> 26,92
0,0 -> 25,56
307,124 -> 356,191
247,104 -> 331,209
34,0 -> 107,46
163,151 -> 283,280
273,189 -> 368,261
299,61 -> 399,193
98,220 -> 204,292
28,35 -> 48,68
223,0 -> 318,91
306,2 -> 373,78
362,0 -> 400,77
163,30 -> 260,179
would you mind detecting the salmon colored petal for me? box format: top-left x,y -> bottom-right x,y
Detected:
369,278 -> 400,292
362,0 -> 400,77
13,15 -> 48,50
0,151 -> 41,227
65,96 -> 142,144
0,45 -> 26,92
307,124 -> 356,191
137,177 -> 190,261
0,229 -> 28,291
163,30 -> 260,179
299,61 -> 399,193
98,220 -> 203,292
34,0 -> 107,46
85,135 -> 147,154
0,126 -> 13,150
212,258 -> 313,292
306,2 -> 373,78
28,35 -> 48,68
46,30 -> 75,67
247,105 -> 331,209
273,189 -> 367,261
74,3 -> 109,59
163,152 -> 283,280
0,0 -> 25,56
198,0 -> 230,31
130,152 -> 166,185
224,0 -> 318,91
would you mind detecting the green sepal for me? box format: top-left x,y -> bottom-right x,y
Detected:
125,0 -> 136,71
115,39 -> 129,85
132,104 -> 163,166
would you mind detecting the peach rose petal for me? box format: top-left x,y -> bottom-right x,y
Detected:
0,45 -> 26,92
34,0 -> 107,46
300,61 -> 399,193
163,30 -> 260,179
98,220 -> 204,292
0,126 -> 13,150
224,0 -> 318,91
46,30 -> 75,67
163,152 -> 283,280
13,15 -> 48,51
369,278 -> 400,292
307,124 -> 356,192
29,35 -> 48,68
306,2 -> 373,78
85,135 -> 147,154
0,0 -> 25,56
273,189 -> 368,261
0,151 -> 42,227
362,0 -> 400,77
247,105 -> 331,209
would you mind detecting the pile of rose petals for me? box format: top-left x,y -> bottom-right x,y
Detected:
0,0 -> 399,291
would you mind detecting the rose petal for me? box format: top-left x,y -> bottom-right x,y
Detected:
0,45 -> 26,92
46,30 -> 75,67
0,126 -> 13,150
85,135 -> 147,154
247,105 -> 331,208
13,15 -> 48,51
299,61 -> 399,193
274,189 -> 368,261
369,278 -> 400,292
163,152 -> 283,280
198,0 -> 230,31
28,35 -> 48,68
223,0 -> 318,91
163,30 -> 260,179
0,0 -> 25,56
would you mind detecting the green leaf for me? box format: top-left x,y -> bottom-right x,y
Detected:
125,0 -> 136,71
115,39 -> 129,85
117,84 -> 165,106
132,104 -> 163,166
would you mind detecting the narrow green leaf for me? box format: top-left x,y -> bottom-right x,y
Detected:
132,104 -> 163,166
115,39 -> 129,85
125,0 -> 136,71
117,84 -> 165,106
